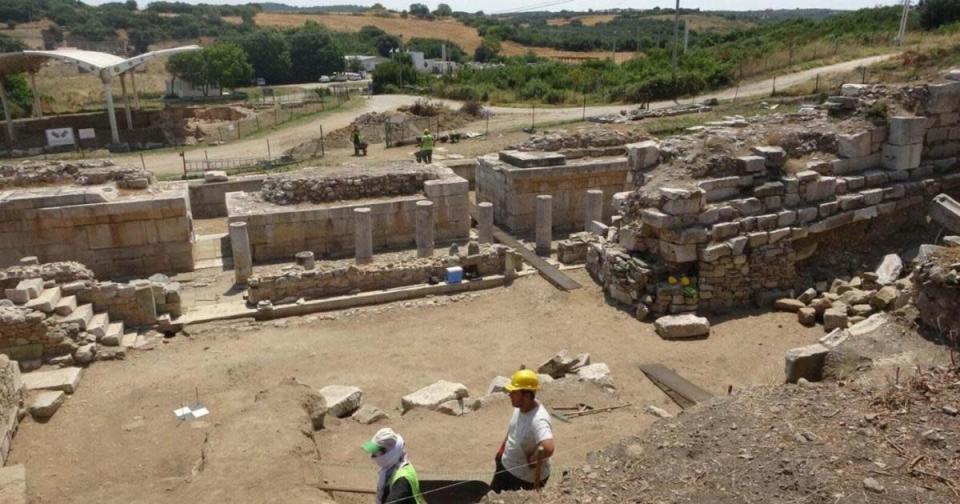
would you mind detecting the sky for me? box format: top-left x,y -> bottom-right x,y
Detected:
99,0 -> 907,14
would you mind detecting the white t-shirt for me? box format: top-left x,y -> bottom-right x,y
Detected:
501,403 -> 553,482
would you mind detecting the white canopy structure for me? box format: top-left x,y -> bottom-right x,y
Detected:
0,45 -> 200,145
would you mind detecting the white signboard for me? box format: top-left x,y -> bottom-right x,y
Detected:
78,128 -> 96,140
45,128 -> 75,147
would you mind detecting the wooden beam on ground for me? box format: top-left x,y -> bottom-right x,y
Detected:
492,227 -> 582,292
638,363 -> 713,409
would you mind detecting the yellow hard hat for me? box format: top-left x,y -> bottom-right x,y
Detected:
423,129 -> 430,134
505,369 -> 539,392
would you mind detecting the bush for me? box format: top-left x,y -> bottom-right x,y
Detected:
460,100 -> 483,117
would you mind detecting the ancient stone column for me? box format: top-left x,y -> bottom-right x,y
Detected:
416,200 -> 435,258
584,189 -> 603,232
229,221 -> 253,285
477,202 -> 494,244
295,251 -> 315,270
354,207 -> 373,264
536,195 -> 552,256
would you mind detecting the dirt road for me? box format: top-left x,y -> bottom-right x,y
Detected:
124,53 -> 894,176
8,270 -> 825,503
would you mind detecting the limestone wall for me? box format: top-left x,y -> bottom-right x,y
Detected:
0,355 -> 22,466
227,176 -> 470,262
0,185 -> 194,278
247,245 -> 507,303
476,154 -> 629,235
189,176 -> 265,219
609,104 -> 960,316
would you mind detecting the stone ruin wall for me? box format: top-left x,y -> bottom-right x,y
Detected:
0,159 -> 154,190
259,171 -> 436,205
247,245 -> 508,304
0,355 -> 21,466
0,262 -> 183,360
476,152 -> 630,236
0,185 -> 194,278
228,172 -> 471,262
913,250 -> 960,339
599,79 -> 960,317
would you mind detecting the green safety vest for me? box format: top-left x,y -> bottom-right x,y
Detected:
421,134 -> 434,151
389,463 -> 425,504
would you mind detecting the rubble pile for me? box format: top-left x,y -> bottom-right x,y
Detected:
0,261 -> 94,290
0,159 -> 153,189
774,258 -> 912,331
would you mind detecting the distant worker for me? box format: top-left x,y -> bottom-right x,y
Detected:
352,126 -> 367,156
419,128 -> 434,164
364,428 -> 424,504
490,368 -> 555,493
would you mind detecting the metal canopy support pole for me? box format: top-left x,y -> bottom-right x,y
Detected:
120,73 -> 133,130
101,72 -> 120,144
29,72 -> 42,119
130,68 -> 141,109
0,76 -> 14,143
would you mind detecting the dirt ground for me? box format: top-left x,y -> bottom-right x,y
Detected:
8,269 -> 825,503
493,317 -> 960,504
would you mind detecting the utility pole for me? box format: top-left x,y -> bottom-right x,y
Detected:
683,19 -> 689,53
671,0 -> 680,84
895,0 -> 910,47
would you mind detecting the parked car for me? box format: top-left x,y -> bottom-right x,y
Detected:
333,73 -> 348,82
255,77 -> 266,86
319,75 -> 331,83
347,72 -> 362,81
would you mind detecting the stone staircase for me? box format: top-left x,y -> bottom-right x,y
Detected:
10,283 -> 138,350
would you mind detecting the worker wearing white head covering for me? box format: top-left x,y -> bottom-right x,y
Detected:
363,428 -> 424,504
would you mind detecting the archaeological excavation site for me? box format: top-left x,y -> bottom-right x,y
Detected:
0,74 -> 959,504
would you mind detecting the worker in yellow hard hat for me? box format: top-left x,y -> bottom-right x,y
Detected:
419,128 -> 434,164
490,368 -> 555,493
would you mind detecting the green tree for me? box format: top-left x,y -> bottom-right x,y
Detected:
235,29 -> 291,85
433,3 -> 452,17
287,25 -> 346,82
167,43 -> 253,96
919,0 -> 960,30
372,55 -> 417,93
473,39 -> 501,62
409,3 -> 429,17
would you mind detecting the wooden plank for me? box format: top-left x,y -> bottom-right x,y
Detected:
638,363 -> 713,409
492,227 -> 582,291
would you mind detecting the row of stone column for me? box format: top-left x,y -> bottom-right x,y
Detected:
229,189 -> 606,284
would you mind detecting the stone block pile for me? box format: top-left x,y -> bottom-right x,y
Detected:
913,245 -> 960,338
773,262 -> 912,332
511,128 -> 646,158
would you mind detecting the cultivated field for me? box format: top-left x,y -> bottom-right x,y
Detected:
250,12 -> 485,52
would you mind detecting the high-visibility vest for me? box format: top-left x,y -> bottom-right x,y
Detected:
421,134 -> 434,151
389,463 -> 425,504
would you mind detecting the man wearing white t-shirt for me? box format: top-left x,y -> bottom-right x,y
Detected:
490,369 -> 555,492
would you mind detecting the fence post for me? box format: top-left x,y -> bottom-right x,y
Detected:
771,75 -> 777,97
218,127 -> 223,144
204,150 -> 210,171
320,125 -> 325,157
815,73 -> 820,93
180,150 -> 187,180
266,138 -> 272,163
236,121 -> 241,139
531,104 -> 535,131
862,67 -> 867,84
582,95 -> 587,121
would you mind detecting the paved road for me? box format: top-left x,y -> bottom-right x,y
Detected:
127,53 -> 895,176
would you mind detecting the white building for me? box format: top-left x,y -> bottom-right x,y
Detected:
166,78 -> 221,99
345,55 -> 387,72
